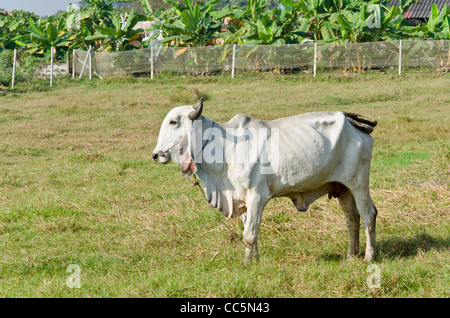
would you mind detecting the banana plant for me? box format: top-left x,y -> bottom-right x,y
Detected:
15,17 -> 72,59
280,0 -> 345,41
139,0 -> 153,14
319,2 -> 407,71
67,0 -> 116,43
227,0 -> 279,45
252,6 -> 302,44
403,4 -> 450,39
400,4 -> 450,69
220,0 -> 308,45
65,0 -> 122,51
0,16 -> 26,50
66,20 -> 97,50
321,2 -> 411,42
152,0 -> 223,47
85,9 -> 144,51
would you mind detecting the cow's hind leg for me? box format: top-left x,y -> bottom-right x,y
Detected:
352,189 -> 377,262
338,188 -> 360,259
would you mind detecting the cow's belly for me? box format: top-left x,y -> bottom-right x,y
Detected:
271,129 -> 342,192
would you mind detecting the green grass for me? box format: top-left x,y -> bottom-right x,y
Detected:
0,71 -> 449,297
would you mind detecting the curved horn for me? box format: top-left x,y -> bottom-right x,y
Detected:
188,97 -> 203,120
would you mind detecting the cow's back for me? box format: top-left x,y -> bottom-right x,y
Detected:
267,112 -> 346,185
220,111 -> 371,195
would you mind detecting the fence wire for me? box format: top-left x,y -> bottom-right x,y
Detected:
74,40 -> 450,78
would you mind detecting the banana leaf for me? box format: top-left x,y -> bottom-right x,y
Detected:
46,23 -> 57,43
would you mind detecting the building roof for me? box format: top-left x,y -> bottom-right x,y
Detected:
387,0 -> 450,19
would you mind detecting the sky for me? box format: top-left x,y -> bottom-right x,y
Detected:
0,0 -> 76,17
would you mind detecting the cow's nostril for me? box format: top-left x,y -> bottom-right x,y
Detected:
152,152 -> 158,161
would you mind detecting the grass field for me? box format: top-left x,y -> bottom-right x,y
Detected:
0,71 -> 448,297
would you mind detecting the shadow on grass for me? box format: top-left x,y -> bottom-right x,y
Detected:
317,232 -> 449,262
378,232 -> 449,259
319,253 -> 346,262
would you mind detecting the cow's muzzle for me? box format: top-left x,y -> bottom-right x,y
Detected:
152,150 -> 170,163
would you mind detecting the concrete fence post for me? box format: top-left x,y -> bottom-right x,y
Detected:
398,40 -> 402,75
12,48 -> 17,88
313,42 -> 317,78
151,43 -> 154,79
50,46 -> 54,87
232,44 -> 236,79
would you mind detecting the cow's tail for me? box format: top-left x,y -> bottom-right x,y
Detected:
344,112 -> 378,134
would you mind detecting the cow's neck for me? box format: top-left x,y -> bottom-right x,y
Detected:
192,116 -> 246,219
193,115 -> 224,175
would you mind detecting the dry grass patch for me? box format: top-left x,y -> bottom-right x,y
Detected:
0,73 -> 448,297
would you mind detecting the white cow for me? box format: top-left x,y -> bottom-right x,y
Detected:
153,98 -> 378,262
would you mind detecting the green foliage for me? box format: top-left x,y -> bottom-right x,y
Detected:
0,50 -> 43,86
0,11 -> 33,50
220,0 -> 305,45
151,0 -> 223,46
85,8 -> 145,51
1,0 -> 449,58
15,17 -> 73,59
403,4 -> 450,39
66,0 -> 120,50
149,0 -> 449,46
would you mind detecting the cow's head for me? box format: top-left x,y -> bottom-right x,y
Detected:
152,98 -> 203,177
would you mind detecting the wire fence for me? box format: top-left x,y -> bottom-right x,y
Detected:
74,39 -> 450,79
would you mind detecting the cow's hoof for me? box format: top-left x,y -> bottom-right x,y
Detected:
345,254 -> 358,261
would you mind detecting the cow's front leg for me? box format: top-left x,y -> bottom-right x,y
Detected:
243,190 -> 268,263
241,213 -> 247,229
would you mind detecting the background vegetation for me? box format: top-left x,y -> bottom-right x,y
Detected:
1,0 -> 449,55
0,0 -> 448,299
0,72 -> 448,297
1,0 -> 448,86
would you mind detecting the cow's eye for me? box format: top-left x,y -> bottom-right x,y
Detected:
169,120 -> 177,125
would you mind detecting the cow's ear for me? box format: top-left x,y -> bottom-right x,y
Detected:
179,135 -> 197,178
